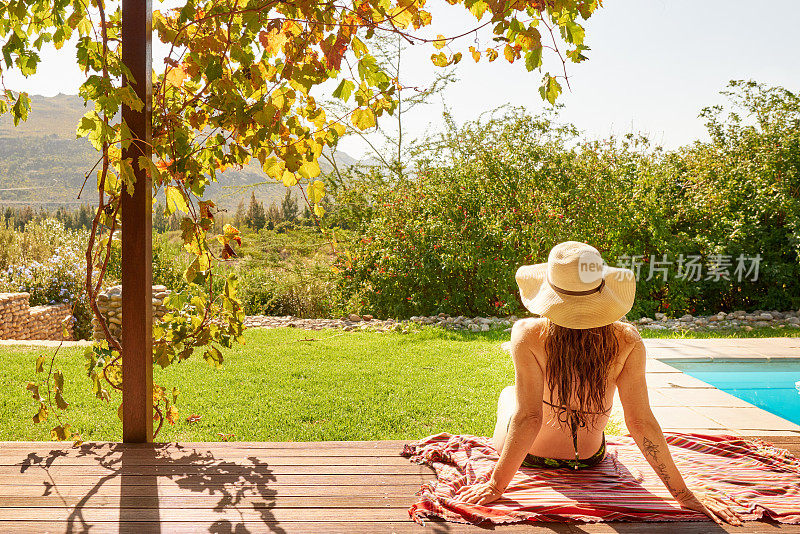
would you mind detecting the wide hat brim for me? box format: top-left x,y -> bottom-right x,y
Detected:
516,263 -> 636,329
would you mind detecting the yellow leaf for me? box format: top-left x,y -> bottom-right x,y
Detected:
298,160 -> 321,180
55,390 -> 69,411
504,44 -> 515,63
431,52 -> 449,67
469,0 -> 488,19
418,10 -> 432,26
165,186 -> 189,214
258,28 -> 288,56
469,46 -> 481,62
283,20 -> 302,36
351,108 -> 376,130
33,404 -> 48,424
351,37 -> 368,58
433,34 -> 447,50
262,157 -> 285,179
282,170 -> 297,187
314,204 -> 326,217
389,6 -> 414,28
166,66 -> 188,88
119,158 -> 136,196
307,180 -> 325,204
50,425 -> 69,441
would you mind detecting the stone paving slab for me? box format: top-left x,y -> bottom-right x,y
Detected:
633,338 -> 800,437
650,406 -> 727,430
645,338 -> 800,360
697,406 -> 800,431
658,387 -> 755,408
640,372 -> 716,389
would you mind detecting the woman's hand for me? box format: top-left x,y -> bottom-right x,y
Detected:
453,481 -> 503,505
677,489 -> 744,526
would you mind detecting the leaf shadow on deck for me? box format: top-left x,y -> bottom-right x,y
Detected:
19,443 -> 285,534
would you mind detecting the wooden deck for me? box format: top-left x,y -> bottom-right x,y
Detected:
1,437 -> 799,533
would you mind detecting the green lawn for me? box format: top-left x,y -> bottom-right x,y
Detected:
2,325 -> 793,443
638,326 -> 800,338
1,328 -> 521,442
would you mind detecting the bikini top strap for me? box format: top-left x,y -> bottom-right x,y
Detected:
542,399 -> 583,467
569,413 -> 580,465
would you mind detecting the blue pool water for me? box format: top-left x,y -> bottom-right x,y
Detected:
663,359 -> 800,425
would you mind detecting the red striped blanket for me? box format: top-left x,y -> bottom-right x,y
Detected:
401,432 -> 800,525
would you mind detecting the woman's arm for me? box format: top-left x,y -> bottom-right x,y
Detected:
490,320 -> 544,489
456,320 -> 544,504
617,334 -> 743,526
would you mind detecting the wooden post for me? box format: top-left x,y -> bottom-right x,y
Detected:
121,0 -> 153,443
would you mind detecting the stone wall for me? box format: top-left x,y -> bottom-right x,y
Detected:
92,285 -> 170,341
0,293 -> 73,340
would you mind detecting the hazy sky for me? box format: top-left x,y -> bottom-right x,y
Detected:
4,0 -> 799,159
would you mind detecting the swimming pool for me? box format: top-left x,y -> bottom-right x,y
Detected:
662,359 -> 800,425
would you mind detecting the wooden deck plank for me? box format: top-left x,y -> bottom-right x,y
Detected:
0,520 -> 796,534
0,440 -> 412,448
0,495 -> 417,508
0,439 -> 797,534
0,449 -> 408,465
0,464 -> 431,476
0,484 -> 423,498
0,455 -> 414,466
0,474 -> 431,486
0,507 -> 417,520
1,435 -> 794,452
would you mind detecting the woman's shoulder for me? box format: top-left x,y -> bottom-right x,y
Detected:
613,320 -> 642,344
610,321 -> 643,367
511,317 -> 548,337
504,317 -> 547,352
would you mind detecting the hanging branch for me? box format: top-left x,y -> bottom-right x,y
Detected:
1,0 -> 599,442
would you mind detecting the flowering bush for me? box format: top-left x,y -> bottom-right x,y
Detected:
0,219 -> 91,338
338,110 -> 648,317
338,83 -> 800,319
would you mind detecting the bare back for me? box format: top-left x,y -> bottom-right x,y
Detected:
495,317 -> 641,459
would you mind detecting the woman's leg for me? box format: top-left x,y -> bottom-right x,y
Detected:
492,385 -> 517,453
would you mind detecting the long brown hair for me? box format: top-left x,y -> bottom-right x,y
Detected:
543,319 -> 620,428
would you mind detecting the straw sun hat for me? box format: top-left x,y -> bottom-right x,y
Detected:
515,241 -> 636,329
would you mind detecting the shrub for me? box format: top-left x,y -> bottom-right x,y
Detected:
0,219 -> 91,338
232,227 -> 346,318
338,83 -> 800,319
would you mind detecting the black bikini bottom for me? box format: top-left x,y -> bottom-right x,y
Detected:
505,416 -> 606,470
521,433 -> 606,470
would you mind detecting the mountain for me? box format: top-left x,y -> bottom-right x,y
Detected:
0,94 -> 359,211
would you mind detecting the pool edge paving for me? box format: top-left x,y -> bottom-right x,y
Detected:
623,338 -> 800,437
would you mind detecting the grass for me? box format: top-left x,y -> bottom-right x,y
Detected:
2,325 -> 792,443
637,326 -> 800,338
1,328 -> 520,442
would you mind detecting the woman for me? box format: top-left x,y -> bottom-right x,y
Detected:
454,241 -> 743,526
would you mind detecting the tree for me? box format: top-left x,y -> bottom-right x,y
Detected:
1,0 -> 599,442
153,202 -> 168,233
324,33 -> 456,181
281,189 -> 299,222
266,202 -> 282,226
234,199 -> 247,229
77,204 -> 93,231
16,206 -> 33,230
245,191 -> 267,231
